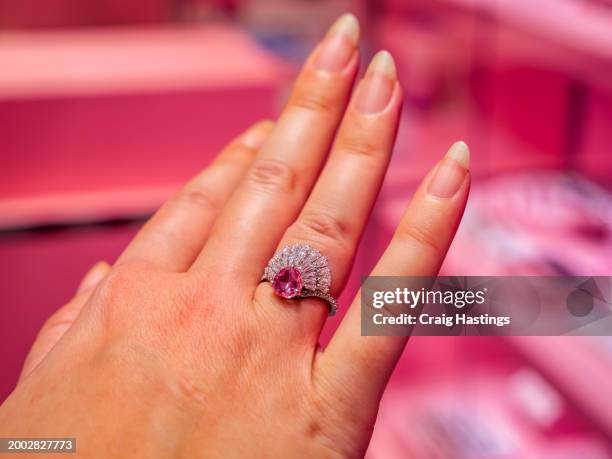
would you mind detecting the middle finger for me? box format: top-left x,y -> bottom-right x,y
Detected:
193,14 -> 360,285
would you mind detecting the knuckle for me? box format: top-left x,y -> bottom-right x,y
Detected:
222,144 -> 259,163
93,259 -> 163,329
174,186 -> 222,214
397,223 -> 442,256
291,91 -> 337,116
246,158 -> 297,193
292,211 -> 352,247
335,136 -> 381,158
94,261 -> 146,307
94,265 -> 129,300
233,143 -> 259,158
109,256 -> 154,279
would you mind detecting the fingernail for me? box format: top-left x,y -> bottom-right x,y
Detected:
427,141 -> 470,198
77,261 -> 110,294
354,50 -> 397,114
240,120 -> 275,149
313,13 -> 359,71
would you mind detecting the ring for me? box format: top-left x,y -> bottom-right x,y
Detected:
262,244 -> 337,316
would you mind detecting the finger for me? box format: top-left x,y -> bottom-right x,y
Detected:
259,51 -> 402,328
19,261 -> 111,382
317,142 -> 470,412
193,14 -> 360,286
117,120 -> 274,271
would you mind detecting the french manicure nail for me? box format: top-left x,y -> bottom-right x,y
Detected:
354,50 -> 397,114
313,13 -> 359,71
427,141 -> 470,198
240,120 -> 274,150
77,261 -> 110,294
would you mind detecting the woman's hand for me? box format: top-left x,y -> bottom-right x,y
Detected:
0,14 -> 470,458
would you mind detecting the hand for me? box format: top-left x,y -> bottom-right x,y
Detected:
0,14 -> 470,458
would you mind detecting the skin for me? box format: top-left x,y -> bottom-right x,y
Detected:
0,15 -> 470,458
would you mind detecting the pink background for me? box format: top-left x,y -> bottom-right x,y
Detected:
1,0 -> 612,456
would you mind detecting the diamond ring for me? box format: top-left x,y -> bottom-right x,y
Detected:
262,244 -> 337,316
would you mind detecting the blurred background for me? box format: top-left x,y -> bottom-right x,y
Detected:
1,0 -> 612,457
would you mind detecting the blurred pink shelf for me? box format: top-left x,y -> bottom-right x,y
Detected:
0,185 -> 176,228
0,25 -> 288,98
0,25 -> 291,228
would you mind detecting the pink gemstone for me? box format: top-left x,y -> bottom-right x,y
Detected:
272,267 -> 303,299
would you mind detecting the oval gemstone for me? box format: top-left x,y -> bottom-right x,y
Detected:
272,267 -> 303,299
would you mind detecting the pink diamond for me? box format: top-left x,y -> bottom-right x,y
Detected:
272,267 -> 303,299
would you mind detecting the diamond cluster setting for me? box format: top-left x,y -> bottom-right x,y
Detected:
263,244 -> 336,315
